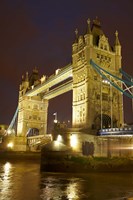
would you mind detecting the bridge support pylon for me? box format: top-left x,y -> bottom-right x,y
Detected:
17,69 -> 49,137
72,18 -> 124,131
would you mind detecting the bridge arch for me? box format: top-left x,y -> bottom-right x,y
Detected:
93,114 -> 117,130
26,128 -> 39,137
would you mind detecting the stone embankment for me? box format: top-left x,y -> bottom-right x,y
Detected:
41,155 -> 133,173
40,141 -> 133,172
1,151 -> 133,173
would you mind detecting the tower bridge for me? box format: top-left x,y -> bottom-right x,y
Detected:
5,17 -> 133,154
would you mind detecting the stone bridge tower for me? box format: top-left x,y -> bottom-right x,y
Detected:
72,17 -> 123,131
17,69 -> 48,136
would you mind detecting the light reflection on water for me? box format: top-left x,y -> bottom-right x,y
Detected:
0,161 -> 133,199
0,162 -> 13,200
40,176 -> 85,199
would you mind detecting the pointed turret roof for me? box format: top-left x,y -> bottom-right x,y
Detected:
74,28 -> 78,43
91,17 -> 104,46
22,75 -> 24,82
86,18 -> 91,34
29,67 -> 40,87
115,30 -> 120,46
25,72 -> 29,82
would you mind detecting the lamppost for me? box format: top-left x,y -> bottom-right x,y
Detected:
53,112 -> 58,123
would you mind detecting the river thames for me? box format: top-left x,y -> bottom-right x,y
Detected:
0,160 -> 133,200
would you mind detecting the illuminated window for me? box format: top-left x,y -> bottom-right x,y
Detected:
33,104 -> 38,109
83,113 -> 85,121
33,115 -> 37,120
94,76 -> 97,80
102,93 -> 108,101
97,54 -> 100,58
97,94 -> 100,100
104,45 -> 107,50
100,44 -> 103,49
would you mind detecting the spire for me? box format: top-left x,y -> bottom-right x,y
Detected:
33,66 -> 38,74
75,28 -> 78,43
22,75 -> 24,82
91,17 -> 103,46
29,66 -> 40,87
115,30 -> 120,46
93,16 -> 101,27
86,18 -> 91,34
25,72 -> 29,82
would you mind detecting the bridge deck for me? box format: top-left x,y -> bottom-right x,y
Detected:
26,64 -> 72,96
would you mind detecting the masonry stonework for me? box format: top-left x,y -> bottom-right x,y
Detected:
72,18 -> 123,131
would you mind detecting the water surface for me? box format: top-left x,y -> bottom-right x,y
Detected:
0,160 -> 133,200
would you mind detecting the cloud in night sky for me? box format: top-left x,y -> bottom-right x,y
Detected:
0,0 -> 132,129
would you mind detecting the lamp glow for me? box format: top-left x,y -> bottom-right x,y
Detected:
70,134 -> 78,149
7,129 -> 11,135
57,135 -> 62,143
7,142 -> 14,148
54,119 -> 58,123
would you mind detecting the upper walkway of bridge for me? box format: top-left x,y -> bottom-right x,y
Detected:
26,63 -> 72,97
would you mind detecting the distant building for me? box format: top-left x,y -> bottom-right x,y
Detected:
0,124 -> 8,135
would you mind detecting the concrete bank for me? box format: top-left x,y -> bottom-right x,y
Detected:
40,141 -> 133,173
41,156 -> 133,173
1,151 -> 133,173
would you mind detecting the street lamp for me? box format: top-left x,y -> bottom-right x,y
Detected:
53,112 -> 58,123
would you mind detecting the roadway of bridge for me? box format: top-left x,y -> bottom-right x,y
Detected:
43,80 -> 72,100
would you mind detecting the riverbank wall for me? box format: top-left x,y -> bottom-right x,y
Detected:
1,151 -> 133,173
41,155 -> 133,173
40,141 -> 133,173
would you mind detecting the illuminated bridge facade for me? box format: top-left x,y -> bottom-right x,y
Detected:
16,17 -> 132,138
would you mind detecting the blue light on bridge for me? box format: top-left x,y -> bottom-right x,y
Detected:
98,127 -> 133,136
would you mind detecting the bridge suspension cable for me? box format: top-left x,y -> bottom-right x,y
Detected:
90,59 -> 133,99
6,107 -> 18,135
119,68 -> 133,82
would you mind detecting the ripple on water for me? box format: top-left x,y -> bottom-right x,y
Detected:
1,162 -> 133,200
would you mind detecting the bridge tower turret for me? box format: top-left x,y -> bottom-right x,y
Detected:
114,30 -> 121,70
113,30 -> 123,127
72,17 -> 124,132
17,68 -> 48,137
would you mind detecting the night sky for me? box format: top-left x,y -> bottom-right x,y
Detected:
0,0 -> 133,131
